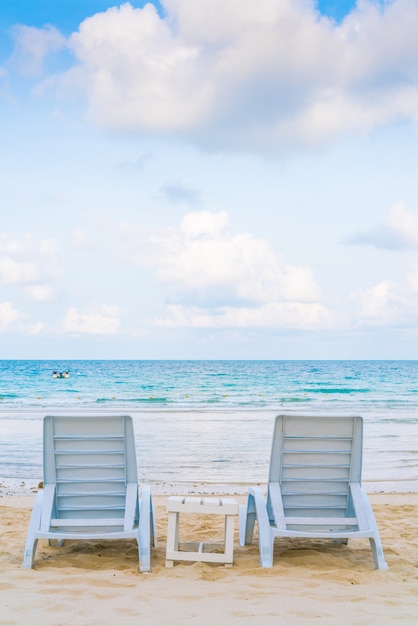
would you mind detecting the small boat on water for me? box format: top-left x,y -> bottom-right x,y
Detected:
52,371 -> 70,379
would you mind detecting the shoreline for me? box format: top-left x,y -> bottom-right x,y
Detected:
2,477 -> 418,498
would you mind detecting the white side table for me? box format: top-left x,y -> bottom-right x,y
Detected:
165,496 -> 238,567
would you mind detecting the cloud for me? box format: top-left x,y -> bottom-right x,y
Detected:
132,210 -> 321,303
38,238 -> 60,256
159,182 -> 201,205
154,301 -> 331,329
0,256 -> 40,284
0,302 -> 21,331
405,269 -> 418,293
10,24 -> 66,77
0,234 -> 59,258
27,322 -> 46,336
0,301 -> 46,335
0,234 -> 59,291
181,210 -> 229,237
351,280 -> 397,323
72,228 -> 91,248
351,272 -> 418,328
46,0 -> 418,152
24,284 -> 54,302
60,305 -> 121,334
0,234 -> 25,255
127,209 -> 330,329
345,204 -> 418,250
115,152 -> 153,172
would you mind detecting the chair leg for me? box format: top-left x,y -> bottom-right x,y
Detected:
239,498 -> 256,546
22,537 -> 38,569
22,491 -> 43,568
257,527 -> 274,568
357,487 -> 388,570
241,487 -> 274,567
165,510 -> 179,568
369,534 -> 389,571
139,486 -> 152,573
150,495 -> 157,548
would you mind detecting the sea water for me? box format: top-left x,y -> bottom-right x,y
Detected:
0,360 -> 417,493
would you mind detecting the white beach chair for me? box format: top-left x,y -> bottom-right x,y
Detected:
240,414 -> 388,570
22,414 -> 156,572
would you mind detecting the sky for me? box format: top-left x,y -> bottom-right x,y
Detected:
1,0 -> 418,360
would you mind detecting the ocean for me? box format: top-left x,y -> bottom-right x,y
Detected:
0,360 -> 417,494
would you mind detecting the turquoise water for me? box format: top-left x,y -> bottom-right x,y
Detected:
0,360 -> 417,491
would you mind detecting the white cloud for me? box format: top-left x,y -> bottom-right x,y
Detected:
0,302 -> 20,331
180,210 -> 229,238
155,301 -> 331,330
10,24 -> 66,77
351,280 -> 397,323
25,284 -> 54,302
38,238 -> 60,256
0,234 -> 24,254
351,272 -> 418,328
61,305 -> 121,334
405,269 -> 418,293
128,210 -> 329,329
0,256 -> 40,284
345,204 -> 418,250
0,234 -> 59,289
27,322 -> 46,336
133,210 -> 321,303
386,204 -> 418,246
72,228 -> 91,248
53,0 -> 418,151
0,301 -> 46,335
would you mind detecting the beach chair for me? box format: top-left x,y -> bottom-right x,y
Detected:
22,414 -> 156,572
239,414 -> 388,570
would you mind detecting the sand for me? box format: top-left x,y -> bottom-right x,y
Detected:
1,491 -> 418,625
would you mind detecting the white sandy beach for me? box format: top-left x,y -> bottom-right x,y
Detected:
1,489 -> 418,625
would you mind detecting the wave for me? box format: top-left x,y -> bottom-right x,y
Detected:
304,388 -> 370,394
96,396 -> 168,403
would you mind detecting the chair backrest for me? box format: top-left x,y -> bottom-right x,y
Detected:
268,414 -> 363,519
43,415 -> 138,521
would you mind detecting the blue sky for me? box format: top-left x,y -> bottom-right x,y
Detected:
1,0 -> 418,360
